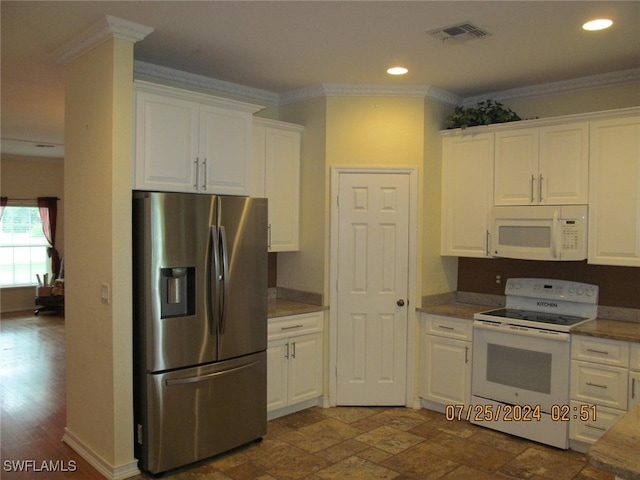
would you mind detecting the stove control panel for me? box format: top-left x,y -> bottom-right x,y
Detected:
505,278 -> 598,304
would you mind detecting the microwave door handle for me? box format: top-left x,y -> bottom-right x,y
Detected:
551,211 -> 560,259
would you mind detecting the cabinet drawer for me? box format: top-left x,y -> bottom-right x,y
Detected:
630,342 -> 640,371
571,335 -> 629,367
424,314 -> 473,341
570,361 -> 628,409
569,401 -> 625,445
268,311 -> 323,340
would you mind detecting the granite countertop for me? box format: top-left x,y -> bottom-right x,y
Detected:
416,302 -> 495,320
268,298 -> 326,318
571,318 -> 640,343
587,402 -> 640,480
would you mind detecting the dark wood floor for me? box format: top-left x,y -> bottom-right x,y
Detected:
1,312 -> 105,479
1,311 -> 614,480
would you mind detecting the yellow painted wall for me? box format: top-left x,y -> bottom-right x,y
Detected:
64,37 -> 135,470
0,155 -> 65,311
277,96 -> 328,298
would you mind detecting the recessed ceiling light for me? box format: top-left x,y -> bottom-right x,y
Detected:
387,66 -> 408,75
582,18 -> 613,31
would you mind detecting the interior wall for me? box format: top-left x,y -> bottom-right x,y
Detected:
64,37 -> 136,471
276,96 -> 328,300
422,97 -> 457,297
0,154 -> 65,312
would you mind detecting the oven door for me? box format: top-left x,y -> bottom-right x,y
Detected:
472,320 -> 570,412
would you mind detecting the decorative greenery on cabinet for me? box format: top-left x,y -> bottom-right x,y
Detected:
446,100 -> 521,129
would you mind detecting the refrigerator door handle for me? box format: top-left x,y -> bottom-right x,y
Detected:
164,360 -> 261,386
219,225 -> 230,334
210,225 -> 222,335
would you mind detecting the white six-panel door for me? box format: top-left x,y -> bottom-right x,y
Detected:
335,172 -> 410,405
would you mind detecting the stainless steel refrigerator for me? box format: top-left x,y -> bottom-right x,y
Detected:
132,191 -> 268,475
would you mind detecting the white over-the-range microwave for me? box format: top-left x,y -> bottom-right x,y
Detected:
489,205 -> 587,261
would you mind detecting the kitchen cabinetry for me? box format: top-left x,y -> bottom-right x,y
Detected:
420,313 -> 472,411
570,335 -> 630,451
494,123 -> 588,205
251,118 -> 303,252
440,133 -> 493,257
630,343 -> 640,409
133,81 -> 262,195
267,311 -> 323,419
588,115 -> 640,266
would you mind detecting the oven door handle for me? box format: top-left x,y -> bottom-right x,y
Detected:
474,321 -> 570,342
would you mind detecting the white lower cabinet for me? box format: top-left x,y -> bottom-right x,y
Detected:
420,314 -> 472,411
267,311 -> 323,418
569,335 -> 630,451
630,343 -> 640,409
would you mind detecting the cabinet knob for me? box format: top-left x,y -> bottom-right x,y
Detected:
397,299 -> 405,307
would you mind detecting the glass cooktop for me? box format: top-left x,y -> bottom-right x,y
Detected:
480,308 -> 589,327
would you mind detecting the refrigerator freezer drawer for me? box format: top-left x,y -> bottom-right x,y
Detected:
138,351 -> 266,474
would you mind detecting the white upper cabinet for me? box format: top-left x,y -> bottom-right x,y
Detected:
441,132 -> 494,257
494,122 -> 588,205
133,81 -> 262,195
251,118 -> 303,252
588,115 -> 640,266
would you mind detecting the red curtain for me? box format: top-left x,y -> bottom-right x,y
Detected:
37,197 -> 60,277
0,197 -> 7,221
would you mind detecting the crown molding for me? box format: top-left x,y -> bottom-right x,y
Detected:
462,67 -> 640,106
134,61 -> 279,105
132,60 -> 639,108
278,83 -> 461,105
54,16 -> 154,65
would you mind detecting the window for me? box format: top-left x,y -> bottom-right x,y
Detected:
0,206 -> 49,287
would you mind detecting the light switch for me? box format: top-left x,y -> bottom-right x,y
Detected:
101,283 -> 110,304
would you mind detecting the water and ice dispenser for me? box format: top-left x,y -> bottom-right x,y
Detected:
160,267 -> 195,318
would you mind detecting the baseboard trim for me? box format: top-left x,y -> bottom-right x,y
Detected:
62,428 -> 140,480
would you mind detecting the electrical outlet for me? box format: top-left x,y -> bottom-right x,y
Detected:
495,272 -> 503,285
101,283 -> 111,304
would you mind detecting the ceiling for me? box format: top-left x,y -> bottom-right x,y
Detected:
2,1 -> 639,158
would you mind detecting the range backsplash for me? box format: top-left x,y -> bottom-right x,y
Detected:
458,258 -> 640,309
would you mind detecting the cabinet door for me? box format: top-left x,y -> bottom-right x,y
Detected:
630,371 -> 640,409
570,361 -> 628,410
421,335 -> 471,405
441,133 -> 494,257
267,338 -> 289,412
199,105 -> 252,195
265,126 -> 301,251
569,400 -> 624,445
539,123 -> 589,204
134,90 -> 199,192
494,128 -> 538,205
287,333 -> 323,405
588,116 -> 640,266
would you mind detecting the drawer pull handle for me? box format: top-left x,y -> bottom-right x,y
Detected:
586,382 -> 608,389
585,423 -> 606,432
586,348 -> 610,355
281,324 -> 304,331
438,325 -> 455,330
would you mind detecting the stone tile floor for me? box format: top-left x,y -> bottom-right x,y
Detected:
140,406 -> 614,480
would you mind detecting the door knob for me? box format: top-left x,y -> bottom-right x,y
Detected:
397,299 -> 405,307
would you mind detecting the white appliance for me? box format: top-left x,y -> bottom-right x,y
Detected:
472,278 -> 598,449
490,205 -> 587,261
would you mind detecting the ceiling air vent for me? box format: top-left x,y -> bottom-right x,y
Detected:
427,22 -> 490,43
